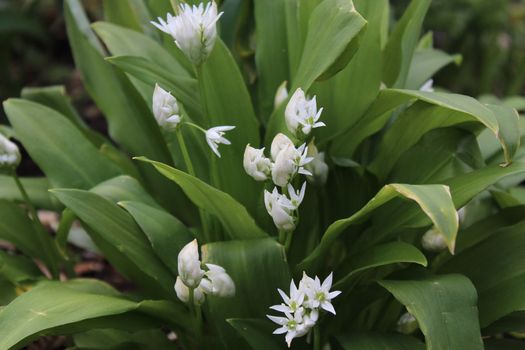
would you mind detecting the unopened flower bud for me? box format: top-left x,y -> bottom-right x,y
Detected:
397,312 -> 418,334
421,227 -> 447,252
305,144 -> 328,186
178,239 -> 204,288
274,81 -> 289,109
152,84 -> 181,130
285,88 -> 325,138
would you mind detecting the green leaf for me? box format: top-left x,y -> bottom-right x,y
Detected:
65,0 -> 189,217
0,176 -> 57,209
0,200 -> 58,267
92,21 -> 200,118
201,238 -> 290,349
406,49 -> 461,90
379,275 -> 483,350
119,200 -> 194,276
293,0 -> 366,88
90,175 -> 160,208
334,242 -> 427,290
0,281 -> 145,349
336,332 -> 425,350
51,189 -> 175,298
228,318 -> 286,350
0,251 -> 41,284
382,0 -> 431,87
439,220 -> 525,328
102,0 -> 142,32
199,40 -> 262,213
4,99 -> 122,189
299,184 -> 457,271
265,0 -> 367,143
137,157 -> 267,240
254,0 -> 289,121
314,0 -> 388,142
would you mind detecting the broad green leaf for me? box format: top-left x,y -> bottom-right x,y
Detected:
201,239 -> 290,349
73,328 -> 178,350
406,49 -> 461,90
0,176 -> 57,209
254,0 -> 289,121
4,99 -> 122,189
337,332 -> 425,350
382,0 -> 430,87
293,0 -> 366,88
21,85 -> 86,130
119,201 -> 194,275
92,21 -> 199,118
0,200 -> 58,268
51,189 -> 175,298
334,242 -> 427,290
265,0 -> 367,143
439,220 -> 525,327
102,0 -> 142,32
0,281 -> 153,349
380,275 -> 483,350
314,0 -> 388,142
137,157 -> 267,240
0,250 -> 41,284
299,184 -> 457,271
91,175 -> 160,209
65,0 -> 190,217
199,40 -> 262,213
484,104 -> 521,164
228,318 -> 286,350
105,55 -> 201,122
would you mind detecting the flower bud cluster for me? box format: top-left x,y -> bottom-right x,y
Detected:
267,272 -> 341,347
175,240 -> 235,305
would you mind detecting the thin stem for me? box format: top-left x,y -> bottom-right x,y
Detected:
313,325 -> 321,350
184,121 -> 207,133
278,230 -> 286,245
12,172 -> 59,278
176,129 -> 211,240
176,129 -> 196,176
284,229 -> 294,254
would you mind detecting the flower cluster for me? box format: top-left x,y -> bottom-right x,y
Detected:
175,239 -> 235,305
152,84 -> 234,157
268,272 -> 341,347
0,133 -> 21,172
285,88 -> 325,139
151,2 -> 223,66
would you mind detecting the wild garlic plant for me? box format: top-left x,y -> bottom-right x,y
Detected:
0,0 -> 524,349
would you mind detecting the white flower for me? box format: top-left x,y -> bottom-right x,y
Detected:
272,144 -> 313,187
420,79 -> 434,92
270,279 -> 305,314
274,81 -> 289,109
205,125 -> 235,157
199,263 -> 235,297
174,276 -> 205,305
151,2 -> 223,65
177,239 -> 204,288
267,310 -> 309,348
268,272 -> 340,347
152,84 -> 182,129
270,133 -> 295,161
0,134 -> 21,171
300,272 -> 341,315
421,227 -> 447,252
264,188 -> 296,231
305,144 -> 329,186
284,88 -> 325,138
243,145 -> 272,181
288,182 -> 306,209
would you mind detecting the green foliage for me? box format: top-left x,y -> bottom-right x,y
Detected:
0,0 -> 523,349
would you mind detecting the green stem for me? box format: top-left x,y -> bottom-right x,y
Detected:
313,325 -> 321,350
284,229 -> 294,254
176,129 -> 211,241
12,172 -> 59,278
278,229 -> 286,245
